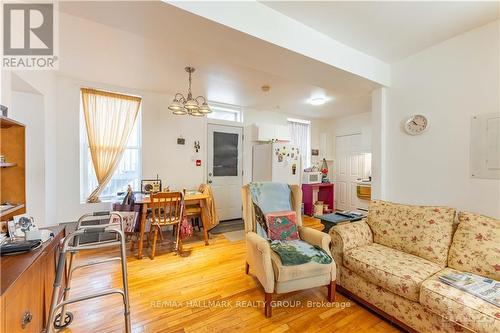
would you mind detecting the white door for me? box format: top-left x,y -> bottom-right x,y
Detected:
335,134 -> 366,211
207,124 -> 243,221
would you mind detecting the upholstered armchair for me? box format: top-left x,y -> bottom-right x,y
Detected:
241,184 -> 336,317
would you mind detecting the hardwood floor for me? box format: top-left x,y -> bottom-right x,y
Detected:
58,216 -> 402,333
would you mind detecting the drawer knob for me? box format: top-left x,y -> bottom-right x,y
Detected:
21,311 -> 33,329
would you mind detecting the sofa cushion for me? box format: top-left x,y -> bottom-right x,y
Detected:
344,243 -> 442,302
448,212 -> 500,280
270,250 -> 331,282
366,200 -> 456,266
420,268 -> 500,333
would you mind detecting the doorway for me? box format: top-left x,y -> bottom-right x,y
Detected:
207,124 -> 243,221
335,134 -> 371,211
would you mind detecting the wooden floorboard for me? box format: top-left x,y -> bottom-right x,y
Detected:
58,216 -> 402,333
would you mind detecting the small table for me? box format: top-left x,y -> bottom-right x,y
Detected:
134,192 -> 211,259
315,213 -> 365,233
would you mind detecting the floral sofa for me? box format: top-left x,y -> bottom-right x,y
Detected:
330,200 -> 499,333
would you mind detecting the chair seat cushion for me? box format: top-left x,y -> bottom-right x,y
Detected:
344,243 -> 442,302
420,268 -> 500,333
271,250 -> 332,282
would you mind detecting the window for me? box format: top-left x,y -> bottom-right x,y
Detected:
288,118 -> 311,168
207,102 -> 242,122
80,102 -> 142,202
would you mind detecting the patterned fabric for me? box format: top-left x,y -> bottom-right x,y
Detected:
448,212 -> 500,280
253,202 -> 268,238
179,198 -> 193,239
329,220 -> 373,279
265,211 -> 299,241
344,243 -> 442,302
270,239 -> 332,266
248,182 -> 291,214
110,211 -> 137,233
270,249 -> 331,282
420,268 -> 500,333
339,266 -> 473,333
366,200 -> 456,266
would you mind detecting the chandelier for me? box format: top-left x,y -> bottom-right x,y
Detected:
168,66 -> 211,116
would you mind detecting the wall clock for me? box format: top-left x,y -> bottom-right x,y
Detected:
404,114 -> 428,135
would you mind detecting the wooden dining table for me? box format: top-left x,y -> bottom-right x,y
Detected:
134,192 -> 211,259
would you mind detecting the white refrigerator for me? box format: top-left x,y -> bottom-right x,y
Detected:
252,143 -> 301,185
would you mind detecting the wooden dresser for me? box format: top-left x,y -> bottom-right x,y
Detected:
0,226 -> 65,333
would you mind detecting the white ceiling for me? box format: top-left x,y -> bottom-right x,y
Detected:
58,1 -> 378,119
57,1 -> 498,120
263,1 -> 499,63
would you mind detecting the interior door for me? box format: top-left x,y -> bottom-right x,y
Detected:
335,134 -> 365,211
207,124 -> 243,221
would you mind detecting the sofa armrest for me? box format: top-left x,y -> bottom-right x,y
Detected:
299,226 -> 331,253
246,232 -> 274,293
329,219 -> 373,274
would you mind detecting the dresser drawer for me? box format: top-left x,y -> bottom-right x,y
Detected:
3,260 -> 43,333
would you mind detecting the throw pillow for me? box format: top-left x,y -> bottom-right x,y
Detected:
265,211 -> 299,241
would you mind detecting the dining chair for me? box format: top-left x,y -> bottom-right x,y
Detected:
185,184 -> 214,233
149,191 -> 184,259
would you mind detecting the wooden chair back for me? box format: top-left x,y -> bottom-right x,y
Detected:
149,191 -> 183,226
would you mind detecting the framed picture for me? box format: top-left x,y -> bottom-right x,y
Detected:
311,149 -> 319,156
9,214 -> 35,238
141,179 -> 162,194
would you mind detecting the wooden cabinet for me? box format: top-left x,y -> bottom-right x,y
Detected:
3,260 -> 43,333
0,116 -> 26,222
0,226 -> 65,333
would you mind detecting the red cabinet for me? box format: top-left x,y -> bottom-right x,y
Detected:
302,183 -> 334,216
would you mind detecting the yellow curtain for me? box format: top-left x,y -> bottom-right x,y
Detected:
81,88 -> 142,203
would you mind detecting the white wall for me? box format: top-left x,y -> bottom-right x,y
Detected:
10,92 -> 45,225
371,88 -> 387,199
55,76 -> 320,222
385,20 -> 500,218
328,112 -> 372,157
2,72 -> 57,227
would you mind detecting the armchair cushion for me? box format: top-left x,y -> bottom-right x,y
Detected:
366,200 -> 456,266
270,250 -> 332,282
269,239 -> 332,266
420,268 -> 500,333
448,212 -> 500,280
344,243 -> 442,302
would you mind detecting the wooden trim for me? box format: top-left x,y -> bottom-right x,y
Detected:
337,285 -> 417,333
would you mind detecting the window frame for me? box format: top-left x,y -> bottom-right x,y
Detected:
79,98 -> 142,203
207,101 -> 243,123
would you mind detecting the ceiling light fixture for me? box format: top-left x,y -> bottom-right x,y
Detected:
309,97 -> 326,106
168,66 -> 211,116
